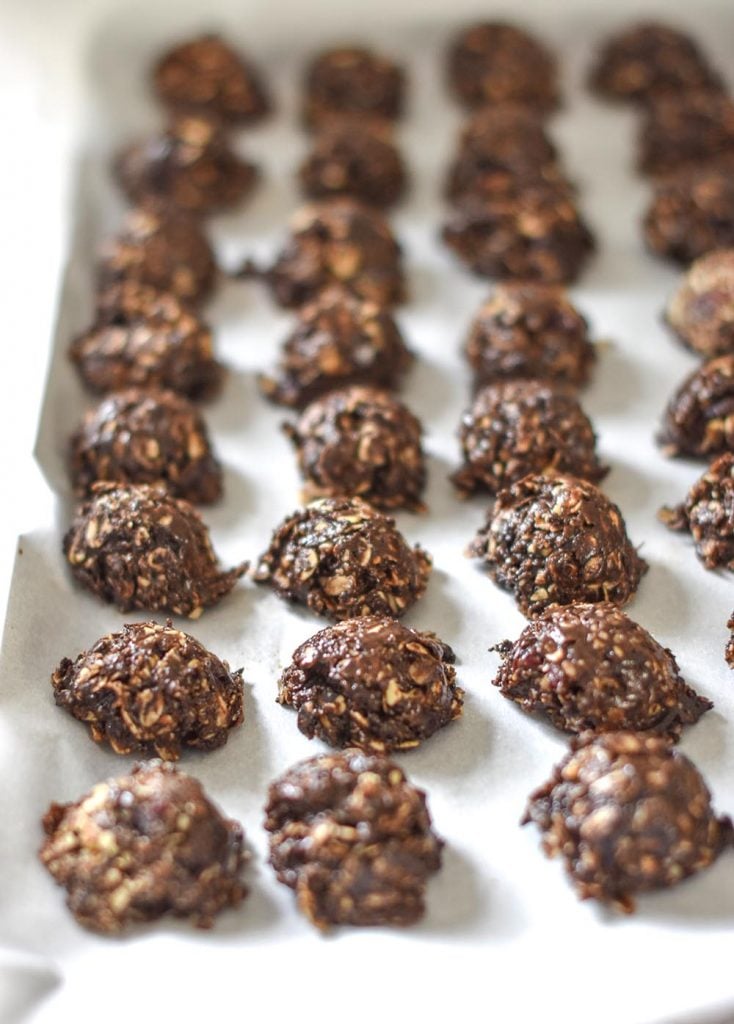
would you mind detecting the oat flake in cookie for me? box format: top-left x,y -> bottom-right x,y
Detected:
523,732 -> 732,912
299,122 -> 406,208
470,473 -> 647,617
644,164 -> 734,266
302,47 -> 405,127
665,250 -> 734,359
660,453 -> 734,570
493,603 -> 711,739
255,496 -> 431,621
452,379 -> 606,497
40,761 -> 248,933
265,750 -> 442,929
64,483 -> 246,618
51,621 -> 244,760
284,386 -> 426,512
278,617 -> 463,752
658,354 -> 734,459
69,387 -> 223,503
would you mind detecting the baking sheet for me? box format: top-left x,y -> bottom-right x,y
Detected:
3,4 -> 734,1022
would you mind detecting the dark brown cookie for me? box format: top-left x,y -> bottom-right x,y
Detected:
278,616 -> 463,752
264,750 -> 442,929
254,496 -> 431,621
69,282 -> 223,400
51,621 -> 243,759
64,483 -> 246,618
69,387 -> 223,503
658,354 -> 734,458
493,603 -> 711,739
638,91 -> 734,178
447,21 -> 559,112
660,453 -> 734,570
644,164 -> 734,266
258,288 -> 413,408
303,48 -> 405,127
726,612 -> 734,667
98,203 -> 217,306
665,249 -> 734,358
153,34 -> 270,124
115,116 -> 258,215
464,283 -> 596,390
469,473 -> 647,618
40,761 -> 247,933
523,732 -> 732,911
299,122 -> 406,207
443,186 -> 595,284
284,386 -> 426,512
588,21 -> 722,104
452,379 -> 607,497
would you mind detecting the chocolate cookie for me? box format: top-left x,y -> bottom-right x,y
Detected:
303,47 -> 405,127
660,453 -> 734,570
665,250 -> 734,358
644,164 -> 734,266
726,612 -> 734,668
40,761 -> 247,933
493,603 -> 711,739
64,483 -> 246,617
658,354 -> 734,458
638,91 -> 734,178
299,122 -> 406,207
264,750 -> 442,929
523,732 -> 732,911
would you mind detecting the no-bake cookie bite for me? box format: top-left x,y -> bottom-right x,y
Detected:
302,47 -> 405,127
69,387 -> 223,503
637,91 -> 734,178
40,761 -> 248,933
644,164 -> 734,266
258,288 -> 413,408
665,250 -> 734,358
284,386 -> 426,511
660,453 -> 734,570
469,473 -> 647,617
452,379 -> 606,497
523,732 -> 732,911
277,616 -> 463,752
658,354 -> 734,458
299,122 -> 406,208
153,34 -> 270,124
264,750 -> 442,929
255,496 -> 431,620
115,116 -> 259,215
51,621 -> 242,759
70,282 -> 223,400
727,613 -> 734,668
493,603 -> 711,739
64,483 -> 246,617
464,283 -> 596,390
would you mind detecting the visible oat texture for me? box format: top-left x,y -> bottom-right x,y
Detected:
470,473 -> 647,617
658,354 -> 734,458
64,483 -> 246,617
265,749 -> 442,929
51,621 -> 244,759
255,496 -> 431,620
638,91 -> 734,177
299,122 -> 406,207
660,453 -> 734,570
278,616 -> 463,752
523,731 -> 732,911
492,603 -> 711,739
665,249 -> 734,358
40,760 -> 247,933
644,164 -> 734,266
303,47 -> 405,127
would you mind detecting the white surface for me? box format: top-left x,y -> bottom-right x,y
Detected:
2,3 -> 734,1024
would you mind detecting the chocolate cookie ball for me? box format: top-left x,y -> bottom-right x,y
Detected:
278,617 -> 463,752
493,603 -> 711,739
153,34 -> 270,124
64,483 -> 246,618
658,354 -> 734,459
644,164 -> 734,266
665,250 -> 734,358
51,621 -> 243,759
255,496 -> 431,621
98,203 -> 217,306
69,282 -> 223,400
443,186 -> 595,284
726,613 -> 734,668
40,761 -> 247,933
259,199 -> 405,308
303,47 -> 405,127
470,473 -> 647,617
447,21 -> 558,112
284,386 -> 426,512
259,289 -> 413,408
589,21 -> 722,104
69,387 -> 223,503
265,750 -> 442,929
452,379 -> 606,497
523,732 -> 732,911
115,116 -> 258,215
660,453 -> 734,570
464,283 -> 596,390
299,123 -> 406,208
638,91 -> 734,178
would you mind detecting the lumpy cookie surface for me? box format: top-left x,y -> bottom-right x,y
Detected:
666,250 -> 734,358
660,453 -> 734,570
658,354 -> 734,458
303,47 -> 405,126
